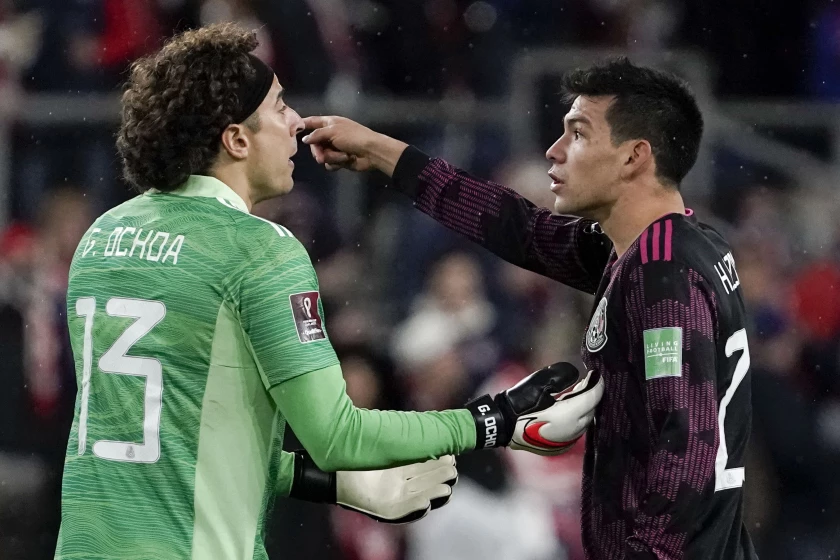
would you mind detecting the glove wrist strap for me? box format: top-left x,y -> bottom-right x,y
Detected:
289,450 -> 337,504
465,394 -> 508,449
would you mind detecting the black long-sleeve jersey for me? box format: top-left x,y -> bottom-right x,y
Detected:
392,147 -> 759,560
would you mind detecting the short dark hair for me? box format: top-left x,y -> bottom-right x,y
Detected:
117,23 -> 262,192
561,57 -> 703,188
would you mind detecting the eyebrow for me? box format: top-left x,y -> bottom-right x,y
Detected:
565,116 -> 591,129
275,88 -> 285,105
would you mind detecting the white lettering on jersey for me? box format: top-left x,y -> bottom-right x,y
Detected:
714,252 -> 741,295
114,227 -> 135,257
162,235 -> 185,264
145,232 -> 170,262
88,226 -> 186,265
103,227 -> 123,256
81,228 -> 101,257
130,228 -> 153,258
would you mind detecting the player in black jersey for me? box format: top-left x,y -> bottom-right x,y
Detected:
303,57 -> 759,560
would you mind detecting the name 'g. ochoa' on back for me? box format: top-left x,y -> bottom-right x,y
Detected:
81,226 -> 186,264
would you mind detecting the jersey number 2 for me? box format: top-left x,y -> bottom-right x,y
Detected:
715,328 -> 750,491
76,297 -> 166,463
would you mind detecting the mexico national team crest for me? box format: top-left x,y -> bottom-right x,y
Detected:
289,291 -> 327,343
586,297 -> 609,353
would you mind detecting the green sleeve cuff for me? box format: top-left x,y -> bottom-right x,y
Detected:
275,451 -> 296,497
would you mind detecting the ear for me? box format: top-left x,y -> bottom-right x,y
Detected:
620,139 -> 652,181
219,124 -> 250,161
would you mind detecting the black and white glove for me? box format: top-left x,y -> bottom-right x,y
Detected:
465,362 -> 604,456
289,450 -> 458,524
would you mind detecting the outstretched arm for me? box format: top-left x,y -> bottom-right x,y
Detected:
271,362 -> 602,524
390,146 -> 611,294
233,219 -> 603,469
303,117 -> 612,294
272,364 -> 475,472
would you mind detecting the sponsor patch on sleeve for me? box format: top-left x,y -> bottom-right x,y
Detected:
643,327 -> 682,379
289,291 -> 327,343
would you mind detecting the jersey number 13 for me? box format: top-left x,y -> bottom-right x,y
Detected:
75,297 -> 166,463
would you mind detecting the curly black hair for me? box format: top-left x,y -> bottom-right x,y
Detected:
562,57 -> 703,189
117,23 -> 262,192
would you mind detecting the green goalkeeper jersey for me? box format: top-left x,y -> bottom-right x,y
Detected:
56,175 -> 475,560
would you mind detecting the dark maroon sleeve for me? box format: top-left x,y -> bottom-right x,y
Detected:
623,258 -> 720,559
390,146 -> 613,295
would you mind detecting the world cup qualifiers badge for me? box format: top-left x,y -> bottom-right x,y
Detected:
289,291 -> 327,343
586,297 -> 608,353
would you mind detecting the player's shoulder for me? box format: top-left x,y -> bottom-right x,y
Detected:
222,204 -> 306,259
633,211 -> 731,274
623,210 -> 739,304
224,205 -> 298,243
91,195 -> 145,226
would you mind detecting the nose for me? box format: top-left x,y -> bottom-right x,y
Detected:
289,107 -> 304,135
545,136 -> 566,164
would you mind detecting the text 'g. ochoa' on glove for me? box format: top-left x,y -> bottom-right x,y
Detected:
465,362 -> 604,456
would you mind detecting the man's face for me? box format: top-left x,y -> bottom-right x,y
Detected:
545,95 -> 625,218
245,77 -> 304,202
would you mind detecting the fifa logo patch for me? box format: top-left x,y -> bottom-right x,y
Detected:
586,297 -> 609,353
643,327 -> 682,379
289,291 -> 327,343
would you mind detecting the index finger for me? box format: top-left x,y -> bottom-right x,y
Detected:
302,115 -> 332,130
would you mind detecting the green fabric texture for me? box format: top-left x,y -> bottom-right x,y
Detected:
271,364 -> 475,473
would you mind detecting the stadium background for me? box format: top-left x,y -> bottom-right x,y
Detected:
0,0 -> 839,559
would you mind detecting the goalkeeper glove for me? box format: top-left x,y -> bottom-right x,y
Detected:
289,451 -> 458,524
466,362 -> 604,456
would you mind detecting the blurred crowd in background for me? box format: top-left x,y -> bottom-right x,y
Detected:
2,0 -> 840,559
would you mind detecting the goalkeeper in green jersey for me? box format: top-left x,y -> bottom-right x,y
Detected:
55,23 -> 604,560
